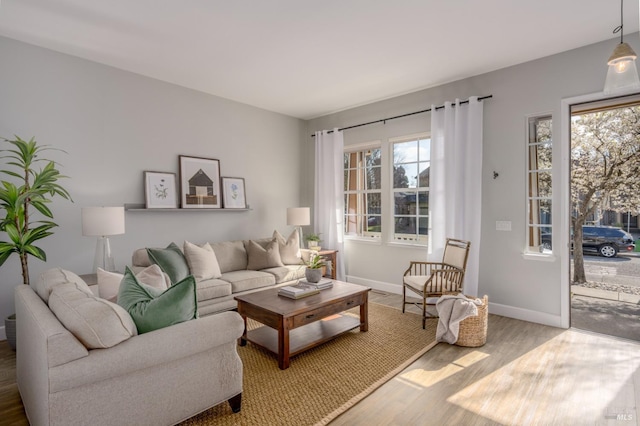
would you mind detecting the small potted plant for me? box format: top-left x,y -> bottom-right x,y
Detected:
305,252 -> 325,283
305,233 -> 322,250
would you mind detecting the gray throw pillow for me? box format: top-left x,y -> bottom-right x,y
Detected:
245,239 -> 284,270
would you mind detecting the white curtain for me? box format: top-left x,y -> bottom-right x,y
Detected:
430,97 -> 484,296
314,129 -> 346,281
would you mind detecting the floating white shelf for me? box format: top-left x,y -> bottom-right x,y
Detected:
124,203 -> 251,212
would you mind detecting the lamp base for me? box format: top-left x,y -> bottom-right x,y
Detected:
93,236 -> 116,272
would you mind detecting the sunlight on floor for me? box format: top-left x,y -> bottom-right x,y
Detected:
396,350 -> 490,388
444,331 -> 640,425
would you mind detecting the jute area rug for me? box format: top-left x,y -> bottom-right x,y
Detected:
180,302 -> 437,426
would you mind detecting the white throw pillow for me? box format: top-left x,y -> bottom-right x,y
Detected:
97,265 -> 169,303
34,268 -> 93,303
273,229 -> 302,265
183,241 -> 222,280
49,282 -> 137,349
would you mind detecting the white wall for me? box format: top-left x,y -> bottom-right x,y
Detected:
0,36 -> 306,329
307,35 -> 638,327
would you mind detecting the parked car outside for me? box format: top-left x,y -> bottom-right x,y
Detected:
540,226 -> 635,258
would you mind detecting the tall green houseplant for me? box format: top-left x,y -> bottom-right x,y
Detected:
0,136 -> 72,286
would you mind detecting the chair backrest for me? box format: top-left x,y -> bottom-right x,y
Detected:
442,238 -> 471,271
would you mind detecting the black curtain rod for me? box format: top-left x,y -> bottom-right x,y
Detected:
311,94 -> 492,137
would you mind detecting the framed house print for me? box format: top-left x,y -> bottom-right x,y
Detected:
222,177 -> 247,209
179,155 -> 221,208
145,171 -> 178,209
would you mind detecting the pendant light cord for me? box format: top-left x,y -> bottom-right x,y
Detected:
613,0 -> 624,44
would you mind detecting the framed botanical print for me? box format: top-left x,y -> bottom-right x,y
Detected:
222,177 -> 247,209
144,171 -> 178,209
179,155 -> 221,208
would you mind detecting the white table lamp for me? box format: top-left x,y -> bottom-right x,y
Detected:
286,207 -> 310,249
82,206 -> 125,272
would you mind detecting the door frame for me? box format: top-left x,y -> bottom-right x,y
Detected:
559,88 -> 639,328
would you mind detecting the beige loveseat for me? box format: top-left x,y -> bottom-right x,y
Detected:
131,236 -> 311,317
15,269 -> 244,426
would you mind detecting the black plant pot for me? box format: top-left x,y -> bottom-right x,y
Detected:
5,314 -> 16,351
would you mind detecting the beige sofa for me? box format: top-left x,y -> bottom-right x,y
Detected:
131,237 -> 310,317
15,270 -> 244,426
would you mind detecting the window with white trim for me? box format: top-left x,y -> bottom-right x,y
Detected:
392,135 -> 430,244
344,146 -> 382,239
527,115 -> 552,253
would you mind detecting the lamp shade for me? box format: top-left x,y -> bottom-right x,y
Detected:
604,42 -> 640,94
286,207 -> 310,226
81,207 -> 125,236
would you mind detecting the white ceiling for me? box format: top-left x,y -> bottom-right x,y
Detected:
0,1 -> 637,119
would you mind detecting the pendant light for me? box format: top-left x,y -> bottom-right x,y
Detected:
604,0 -> 640,94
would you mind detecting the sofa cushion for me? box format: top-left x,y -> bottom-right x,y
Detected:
117,268 -> 198,334
273,229 -> 302,265
261,265 -> 306,283
211,240 -> 248,273
183,241 -> 222,280
132,248 -> 152,267
49,282 -> 137,349
97,265 -> 169,303
245,239 -> 284,270
196,278 -> 232,301
34,268 -> 93,303
147,242 -> 190,284
220,270 -> 276,293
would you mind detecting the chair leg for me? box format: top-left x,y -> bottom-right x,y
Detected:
422,295 -> 427,329
402,284 -> 406,313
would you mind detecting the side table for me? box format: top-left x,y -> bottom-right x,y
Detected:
317,249 -> 338,280
79,273 -> 98,286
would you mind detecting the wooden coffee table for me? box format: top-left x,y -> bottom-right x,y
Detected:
234,281 -> 370,370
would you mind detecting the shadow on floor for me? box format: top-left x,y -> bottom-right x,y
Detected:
571,295 -> 640,341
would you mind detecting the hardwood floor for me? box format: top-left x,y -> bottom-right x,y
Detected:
336,291 -> 640,425
1,291 -> 639,425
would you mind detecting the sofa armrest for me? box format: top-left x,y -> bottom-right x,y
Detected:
50,311 -> 244,393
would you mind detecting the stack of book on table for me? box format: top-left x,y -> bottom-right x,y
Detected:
298,278 -> 333,290
278,284 -> 320,299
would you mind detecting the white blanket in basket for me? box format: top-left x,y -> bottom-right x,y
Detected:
435,295 -> 482,344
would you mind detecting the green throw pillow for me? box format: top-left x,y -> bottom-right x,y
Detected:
117,267 -> 198,334
147,242 -> 190,284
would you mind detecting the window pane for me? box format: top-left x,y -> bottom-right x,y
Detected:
366,216 -> 381,232
345,215 -> 358,234
366,164 -> 381,190
393,165 -> 410,188
536,143 -> 552,169
418,191 -> 429,215
538,200 -> 552,224
418,162 -> 430,187
529,171 -> 551,198
395,217 -> 416,235
402,163 -> 418,188
366,193 -> 381,215
395,192 -> 416,215
418,217 -> 429,235
393,140 -> 417,164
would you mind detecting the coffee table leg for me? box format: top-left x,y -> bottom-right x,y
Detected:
360,296 -> 369,332
238,315 -> 247,346
278,324 -> 290,370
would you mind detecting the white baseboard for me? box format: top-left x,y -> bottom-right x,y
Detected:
0,325 -> 6,341
346,274 -> 565,329
489,302 -> 564,328
346,275 -> 403,295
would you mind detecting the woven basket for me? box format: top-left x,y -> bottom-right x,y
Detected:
455,295 -> 488,347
